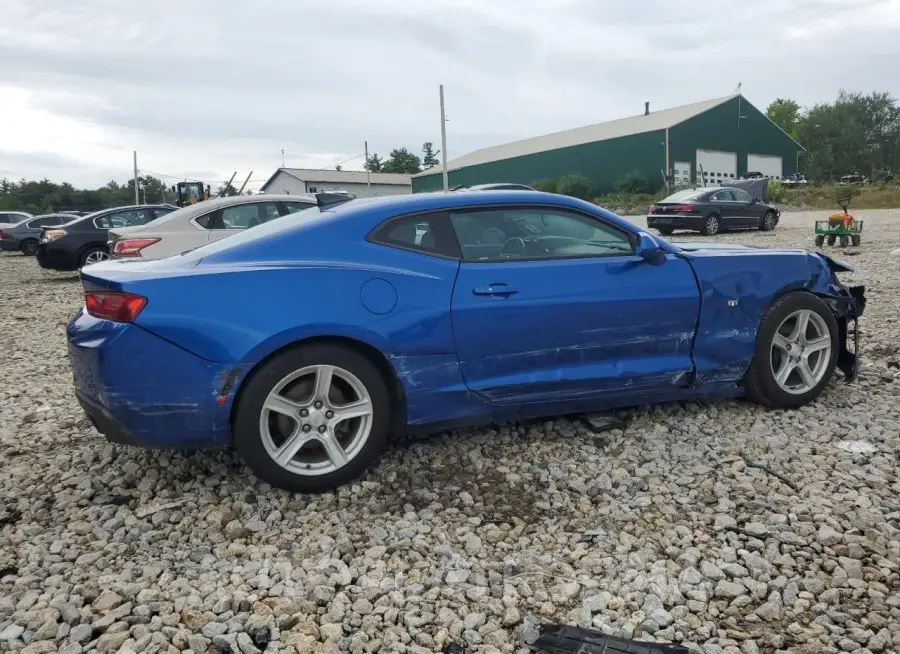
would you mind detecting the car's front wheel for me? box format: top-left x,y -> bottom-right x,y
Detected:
233,343 -> 391,492
743,292 -> 838,409
760,210 -> 777,231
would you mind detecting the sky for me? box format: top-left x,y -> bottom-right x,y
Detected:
1,0 -> 899,191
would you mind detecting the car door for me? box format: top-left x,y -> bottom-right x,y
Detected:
449,205 -> 701,405
730,188 -> 763,227
708,190 -> 742,228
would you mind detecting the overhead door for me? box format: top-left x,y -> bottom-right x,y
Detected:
696,149 -> 737,187
747,154 -> 783,180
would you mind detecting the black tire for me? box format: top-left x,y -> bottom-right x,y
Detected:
760,210 -> 777,231
826,235 -> 837,246
839,235 -> 850,247
851,235 -> 861,246
79,246 -> 109,268
232,343 -> 391,493
657,227 -> 674,236
19,239 -> 39,256
814,235 -> 825,247
743,292 -> 838,409
700,213 -> 721,236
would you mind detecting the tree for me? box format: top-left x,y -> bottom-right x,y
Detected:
365,154 -> 384,172
794,90 -> 900,180
556,172 -> 593,200
217,182 -> 238,197
766,98 -> 802,138
422,142 -> 440,169
382,148 -> 422,174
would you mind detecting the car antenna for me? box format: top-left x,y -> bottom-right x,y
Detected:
315,192 -> 354,208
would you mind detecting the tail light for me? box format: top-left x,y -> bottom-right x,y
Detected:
0,230 -> 7,239
113,237 -> 160,257
85,291 -> 147,323
43,228 -> 67,242
674,204 -> 695,213
648,205 -> 658,214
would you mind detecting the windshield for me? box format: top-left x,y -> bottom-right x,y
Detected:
661,189 -> 705,202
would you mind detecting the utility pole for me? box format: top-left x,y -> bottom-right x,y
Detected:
439,85 -> 449,192
281,149 -> 285,168
133,150 -> 139,204
364,141 -> 371,194
237,171 -> 253,195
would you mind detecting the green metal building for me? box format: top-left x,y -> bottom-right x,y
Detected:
411,94 -> 803,194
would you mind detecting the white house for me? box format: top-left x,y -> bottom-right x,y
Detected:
259,168 -> 411,199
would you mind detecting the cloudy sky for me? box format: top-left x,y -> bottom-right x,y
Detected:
2,0 -> 899,190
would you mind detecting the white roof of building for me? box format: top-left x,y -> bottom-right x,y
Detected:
262,168 -> 411,190
414,95 -> 737,177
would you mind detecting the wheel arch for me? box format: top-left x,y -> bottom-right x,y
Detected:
227,335 -> 406,442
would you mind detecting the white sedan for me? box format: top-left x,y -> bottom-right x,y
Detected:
107,194 -> 316,260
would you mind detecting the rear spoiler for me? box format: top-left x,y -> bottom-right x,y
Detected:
315,192 -> 354,208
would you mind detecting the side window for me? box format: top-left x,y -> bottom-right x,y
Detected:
371,213 -> 458,258
260,202 -> 281,223
96,209 -> 153,228
153,207 -> 175,219
283,202 -> 314,215
195,212 -> 213,229
28,217 -> 54,228
710,190 -> 734,201
732,189 -> 753,202
449,208 -> 634,262
217,204 -> 262,230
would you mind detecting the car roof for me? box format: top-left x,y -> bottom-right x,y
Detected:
63,204 -> 175,227
131,194 -> 317,229
188,190 -> 642,264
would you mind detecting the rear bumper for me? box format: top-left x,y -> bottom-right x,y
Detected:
0,237 -> 21,251
67,309 -> 234,448
647,214 -> 704,231
37,244 -> 79,271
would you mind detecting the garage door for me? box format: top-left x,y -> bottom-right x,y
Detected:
747,154 -> 783,180
696,149 -> 737,187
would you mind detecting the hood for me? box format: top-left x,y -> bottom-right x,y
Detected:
674,240 -> 855,274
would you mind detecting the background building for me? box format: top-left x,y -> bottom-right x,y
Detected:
260,168 -> 411,198
412,94 -> 804,194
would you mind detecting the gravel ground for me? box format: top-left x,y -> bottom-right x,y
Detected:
1,209 -> 899,654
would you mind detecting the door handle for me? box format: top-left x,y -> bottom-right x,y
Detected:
473,284 -> 518,297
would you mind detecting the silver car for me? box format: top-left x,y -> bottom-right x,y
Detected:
107,195 -> 317,260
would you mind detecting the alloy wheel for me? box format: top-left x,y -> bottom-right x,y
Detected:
769,309 -> 832,395
259,364 -> 374,476
84,250 -> 110,265
764,213 -> 776,230
706,216 -> 719,235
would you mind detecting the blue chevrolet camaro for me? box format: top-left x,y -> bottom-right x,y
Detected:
67,191 -> 866,492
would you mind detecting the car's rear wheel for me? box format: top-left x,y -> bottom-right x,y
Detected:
700,213 -> 720,236
80,246 -> 109,267
19,239 -> 39,256
760,210 -> 777,231
743,292 -> 838,409
233,344 -> 391,492
657,227 -> 674,236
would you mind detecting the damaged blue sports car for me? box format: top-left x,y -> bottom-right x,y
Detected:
67,191 -> 866,492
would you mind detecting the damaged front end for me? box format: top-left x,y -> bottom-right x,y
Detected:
815,253 -> 866,382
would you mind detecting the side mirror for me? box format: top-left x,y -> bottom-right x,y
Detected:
751,196 -> 759,203
637,232 -> 664,263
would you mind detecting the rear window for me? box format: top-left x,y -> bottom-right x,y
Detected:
662,189 -> 705,202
